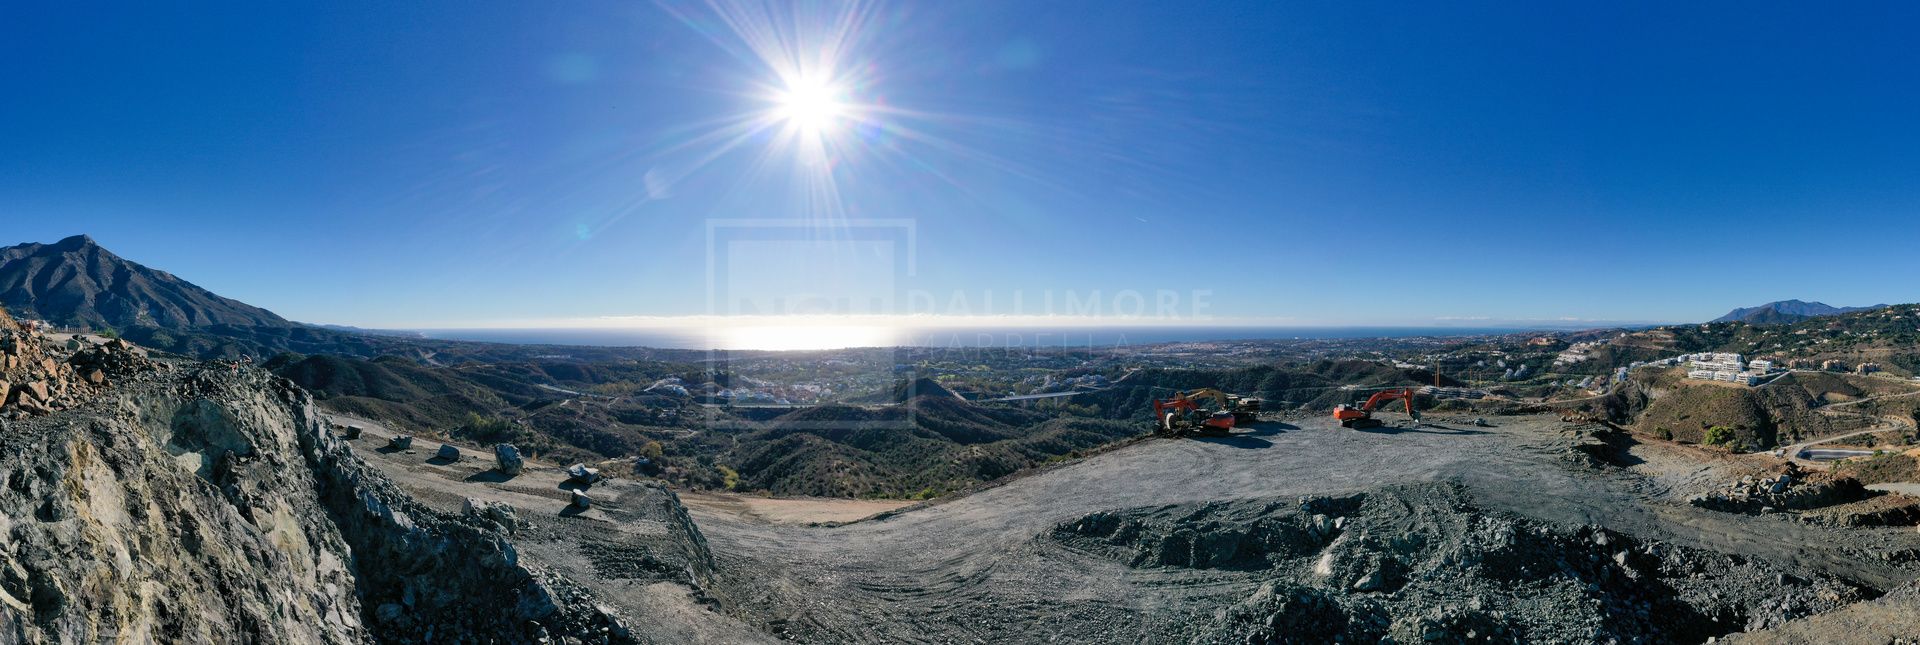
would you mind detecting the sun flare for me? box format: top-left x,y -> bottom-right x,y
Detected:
774,77 -> 846,134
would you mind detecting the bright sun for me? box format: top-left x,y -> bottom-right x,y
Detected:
775,77 -> 845,133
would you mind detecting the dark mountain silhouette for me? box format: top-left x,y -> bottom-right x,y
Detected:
891,376 -> 966,402
0,235 -> 421,358
1711,300 -> 1888,325
0,234 -> 291,330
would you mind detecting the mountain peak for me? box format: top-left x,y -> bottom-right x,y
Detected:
49,234 -> 98,251
0,236 -> 291,330
1711,300 -> 1887,325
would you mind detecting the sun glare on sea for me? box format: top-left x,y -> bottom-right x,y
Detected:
718,324 -> 899,351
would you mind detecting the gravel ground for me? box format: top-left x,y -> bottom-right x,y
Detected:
691,415 -> 1920,643
336,411 -> 1920,643
325,413 -> 772,644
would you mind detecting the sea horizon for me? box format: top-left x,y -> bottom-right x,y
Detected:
411,324 -> 1592,351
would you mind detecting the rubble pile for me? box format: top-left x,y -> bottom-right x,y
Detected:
0,309 -> 153,417
1690,465 -> 1869,515
463,497 -> 521,533
1556,422 -> 1630,468
1799,493 -> 1920,528
1053,483 -> 1864,643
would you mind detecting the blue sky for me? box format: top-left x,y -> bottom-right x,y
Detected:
4,1 -> 1918,328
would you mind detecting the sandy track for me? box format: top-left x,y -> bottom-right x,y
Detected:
681,493 -> 916,526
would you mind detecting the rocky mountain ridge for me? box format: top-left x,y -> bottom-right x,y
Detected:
0,235 -> 292,331
1711,300 -> 1888,325
0,307 -> 647,643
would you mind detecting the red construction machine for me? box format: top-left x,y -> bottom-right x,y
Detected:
1152,388 -> 1260,436
1332,388 -> 1421,429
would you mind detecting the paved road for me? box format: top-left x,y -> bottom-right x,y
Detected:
1778,426 -> 1904,463
1821,386 -> 1920,410
1801,448 -> 1878,461
1765,377 -> 1920,465
985,388 -> 1105,402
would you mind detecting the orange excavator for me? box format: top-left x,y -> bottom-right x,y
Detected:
1152,388 -> 1260,436
1333,388 -> 1421,429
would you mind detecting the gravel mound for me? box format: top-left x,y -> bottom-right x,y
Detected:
1799,494 -> 1920,528
1051,482 -> 1865,644
1689,466 -> 1870,515
0,313 -> 155,417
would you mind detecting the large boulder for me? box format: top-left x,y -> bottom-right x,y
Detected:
436,444 -> 460,461
463,498 -> 520,532
495,443 -> 524,475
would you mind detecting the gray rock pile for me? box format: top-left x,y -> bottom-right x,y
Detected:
463,498 -> 520,533
1800,493 -> 1920,528
1052,482 -> 1864,643
1690,466 -> 1869,515
1556,422 -> 1628,467
0,307 -> 153,417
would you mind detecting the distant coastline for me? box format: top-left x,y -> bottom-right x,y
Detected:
415,325 -> 1563,351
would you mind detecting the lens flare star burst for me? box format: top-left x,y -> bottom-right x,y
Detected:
648,0 -> 1042,226
773,76 -> 847,136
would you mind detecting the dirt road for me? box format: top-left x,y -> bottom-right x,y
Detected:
680,493 -> 915,525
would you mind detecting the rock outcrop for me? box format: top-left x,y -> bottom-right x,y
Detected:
1052,483 -> 1865,644
0,354 -> 634,642
0,309 -> 153,419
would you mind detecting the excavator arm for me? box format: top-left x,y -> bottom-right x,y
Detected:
1360,389 -> 1419,418
1152,387 -> 1245,435
1334,388 -> 1421,427
1179,388 -> 1233,410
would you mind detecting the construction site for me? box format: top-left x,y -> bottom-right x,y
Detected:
320,377 -> 1920,644
5,288 -> 1920,643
